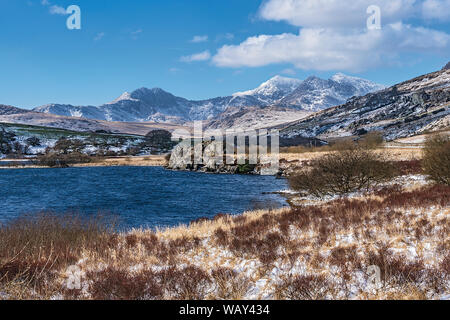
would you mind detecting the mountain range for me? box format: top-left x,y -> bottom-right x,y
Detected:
281,67 -> 450,141
33,74 -> 385,124
1,66 -> 448,141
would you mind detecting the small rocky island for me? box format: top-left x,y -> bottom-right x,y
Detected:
167,139 -> 281,176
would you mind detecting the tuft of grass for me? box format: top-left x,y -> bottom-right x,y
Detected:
0,213 -> 114,296
276,275 -> 331,300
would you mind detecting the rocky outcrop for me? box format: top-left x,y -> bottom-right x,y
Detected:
443,62 -> 450,70
168,140 -> 280,175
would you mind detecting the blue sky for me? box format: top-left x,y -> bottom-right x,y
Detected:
0,0 -> 449,109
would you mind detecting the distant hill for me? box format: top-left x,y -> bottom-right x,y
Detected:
0,104 -> 30,116
443,62 -> 450,70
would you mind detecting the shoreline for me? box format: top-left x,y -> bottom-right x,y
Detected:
0,155 -> 167,170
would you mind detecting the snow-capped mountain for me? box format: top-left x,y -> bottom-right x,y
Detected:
331,73 -> 386,97
33,74 -> 384,123
279,74 -> 385,111
232,75 -> 302,104
281,68 -> 450,141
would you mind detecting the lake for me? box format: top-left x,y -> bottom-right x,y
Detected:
0,166 -> 289,229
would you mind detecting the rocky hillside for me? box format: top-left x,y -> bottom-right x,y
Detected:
33,74 -> 383,123
0,111 -> 186,136
205,106 -> 311,131
281,68 -> 450,141
0,105 -> 30,116
279,74 -> 385,111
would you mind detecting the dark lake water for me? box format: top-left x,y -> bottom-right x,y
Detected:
0,166 -> 288,229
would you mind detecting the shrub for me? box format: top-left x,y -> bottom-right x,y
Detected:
276,275 -> 330,300
26,136 -> 41,147
0,213 -> 113,290
87,267 -> 163,300
393,160 -> 423,176
0,128 -> 16,155
358,131 -> 384,149
211,268 -> 250,299
36,152 -> 94,167
53,138 -> 85,154
237,163 -> 256,174
140,130 -> 177,153
422,134 -> 450,185
288,148 -> 395,197
159,266 -> 212,300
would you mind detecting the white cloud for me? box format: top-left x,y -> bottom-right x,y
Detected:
180,50 -> 212,62
169,67 -> 181,73
211,0 -> 450,72
259,0 -> 418,28
212,24 -> 450,72
130,29 -> 143,40
190,35 -> 209,43
224,33 -> 235,40
49,5 -> 68,15
40,0 -> 67,15
281,68 -> 296,75
422,0 -> 450,20
94,32 -> 105,41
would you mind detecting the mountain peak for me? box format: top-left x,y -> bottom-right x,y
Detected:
267,75 -> 299,83
443,62 -> 450,70
107,92 -> 136,105
304,75 -> 324,82
233,75 -> 302,100
129,87 -> 174,99
330,73 -> 386,93
0,104 -> 29,116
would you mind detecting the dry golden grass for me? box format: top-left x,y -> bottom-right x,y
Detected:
74,155 -> 168,168
0,155 -> 168,170
280,147 -> 423,162
1,182 -> 448,300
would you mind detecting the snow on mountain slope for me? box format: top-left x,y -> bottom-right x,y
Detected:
280,74 -> 385,111
331,73 -> 386,96
232,75 -> 302,104
281,69 -> 450,141
205,106 -> 311,131
32,74 -> 383,125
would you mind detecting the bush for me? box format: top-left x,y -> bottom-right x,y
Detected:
276,274 -> 330,300
237,163 -> 256,174
288,148 -> 395,197
36,152 -> 94,168
140,130 -> 177,152
0,213 -> 113,287
26,136 -> 41,147
53,138 -> 85,154
358,131 -> 384,149
422,134 -> 450,185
